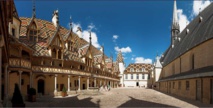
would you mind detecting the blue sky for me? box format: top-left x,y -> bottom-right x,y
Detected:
14,0 -> 211,66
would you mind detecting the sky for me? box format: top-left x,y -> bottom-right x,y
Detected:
14,0 -> 211,66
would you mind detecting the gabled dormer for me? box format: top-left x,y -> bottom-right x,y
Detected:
27,19 -> 39,42
48,28 -> 65,60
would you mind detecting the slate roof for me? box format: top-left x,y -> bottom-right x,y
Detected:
161,3 -> 213,66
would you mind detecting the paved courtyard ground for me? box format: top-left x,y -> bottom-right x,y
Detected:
25,88 -> 213,107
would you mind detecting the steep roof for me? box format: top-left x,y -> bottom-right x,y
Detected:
161,3 -> 213,66
124,63 -> 153,72
19,17 -> 110,63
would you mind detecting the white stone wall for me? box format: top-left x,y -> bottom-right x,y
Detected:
155,68 -> 162,82
119,63 -> 125,87
123,73 -> 148,87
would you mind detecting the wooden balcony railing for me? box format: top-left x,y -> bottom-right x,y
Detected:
9,58 -> 31,69
32,66 -> 119,81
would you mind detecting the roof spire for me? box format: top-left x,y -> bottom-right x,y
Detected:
89,31 -> 92,45
32,0 -> 36,18
69,16 -> 72,32
171,0 -> 180,48
117,50 -> 124,63
172,0 -> 178,24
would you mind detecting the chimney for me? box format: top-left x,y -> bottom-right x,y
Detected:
52,10 -> 59,27
76,27 -> 82,38
100,46 -> 104,52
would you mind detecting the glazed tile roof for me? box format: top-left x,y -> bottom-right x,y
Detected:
160,3 -> 213,66
19,17 -> 113,65
124,63 -> 153,73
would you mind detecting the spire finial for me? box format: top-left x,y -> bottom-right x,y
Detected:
172,0 -> 178,24
32,0 -> 36,18
69,16 -> 72,31
89,31 -> 92,44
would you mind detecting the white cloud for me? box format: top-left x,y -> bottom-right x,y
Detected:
131,58 -> 134,60
82,31 -> 100,48
72,22 -> 100,48
72,22 -> 81,33
87,23 -> 96,31
113,35 -> 118,40
114,46 -> 132,53
175,0 -> 211,32
192,0 -> 211,16
134,57 -> 152,64
177,9 -> 189,32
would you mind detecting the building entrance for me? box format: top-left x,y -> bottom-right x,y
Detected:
136,82 -> 139,86
38,79 -> 45,95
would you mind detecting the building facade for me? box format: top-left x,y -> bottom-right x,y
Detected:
157,0 -> 213,104
123,63 -> 153,87
0,1 -> 121,106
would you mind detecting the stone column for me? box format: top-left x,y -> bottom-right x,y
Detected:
87,77 -> 89,90
94,78 -> 96,87
18,71 -> 23,90
78,76 -> 81,91
54,74 -> 57,93
100,80 -> 102,86
3,68 -> 10,107
30,72 -> 33,88
68,75 -> 70,92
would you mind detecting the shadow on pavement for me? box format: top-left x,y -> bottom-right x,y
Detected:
118,96 -> 176,107
153,89 -> 213,107
26,95 -> 99,107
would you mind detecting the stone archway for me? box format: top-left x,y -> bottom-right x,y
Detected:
37,79 -> 45,95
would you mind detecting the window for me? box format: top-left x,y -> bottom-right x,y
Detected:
130,68 -> 134,72
191,54 -> 194,70
12,28 -> 15,37
136,69 -> 139,72
142,74 -> 145,79
28,23 -> 38,42
142,68 -> 145,72
186,81 -> 190,90
173,82 -> 175,89
136,74 -> 139,79
131,74 -> 133,79
178,81 -> 181,90
125,74 -> 128,79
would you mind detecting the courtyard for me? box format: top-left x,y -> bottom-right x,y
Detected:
23,88 -> 213,107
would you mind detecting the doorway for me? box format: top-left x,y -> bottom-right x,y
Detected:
37,79 -> 45,95
136,82 -> 139,86
83,84 -> 86,89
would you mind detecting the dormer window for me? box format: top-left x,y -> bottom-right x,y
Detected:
52,48 -> 56,59
130,68 -> 134,72
12,28 -> 15,37
28,22 -> 38,42
141,68 -> 145,72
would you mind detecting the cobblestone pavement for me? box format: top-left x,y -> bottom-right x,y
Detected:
25,88 -> 213,107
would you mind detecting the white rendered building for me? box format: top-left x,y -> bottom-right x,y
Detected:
123,63 -> 153,87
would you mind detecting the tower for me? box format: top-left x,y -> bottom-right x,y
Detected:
171,0 -> 180,48
117,51 -> 125,87
153,55 -> 162,84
